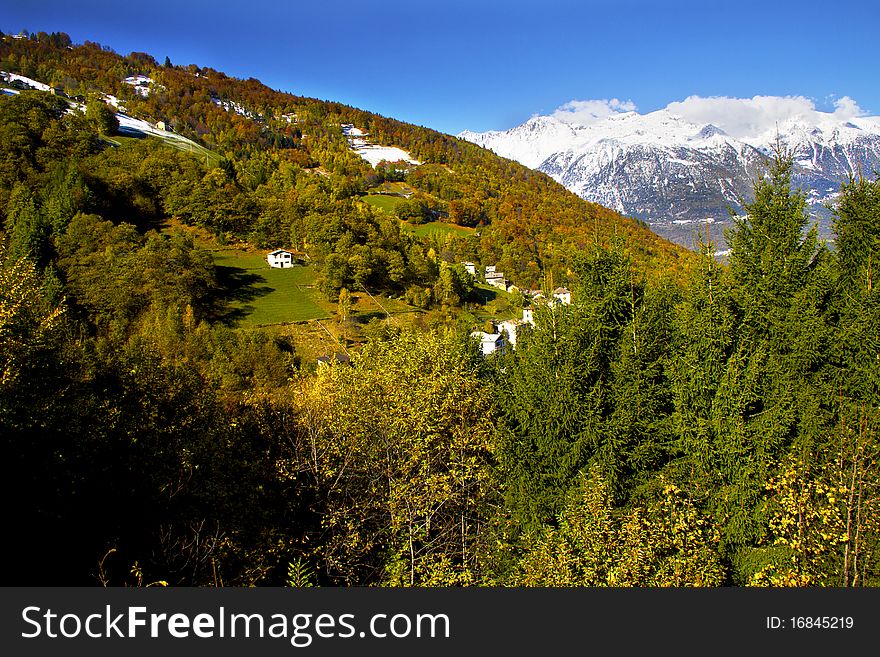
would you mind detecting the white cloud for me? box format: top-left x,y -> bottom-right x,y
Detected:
542,95 -> 873,141
832,96 -> 866,121
665,95 -> 818,139
551,98 -> 637,126
664,95 -> 870,139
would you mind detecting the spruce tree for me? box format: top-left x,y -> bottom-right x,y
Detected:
719,148 -> 835,581
727,148 -> 820,334
828,176 -> 880,585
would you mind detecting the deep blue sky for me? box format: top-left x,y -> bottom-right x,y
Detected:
4,0 -> 877,134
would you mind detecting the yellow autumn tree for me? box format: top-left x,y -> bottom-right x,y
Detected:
0,243 -> 64,388
289,329 -> 497,586
749,456 -> 848,586
515,468 -> 726,587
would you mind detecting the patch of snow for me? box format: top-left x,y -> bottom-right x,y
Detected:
124,75 -> 153,97
343,124 -> 421,166
102,94 -> 126,111
354,144 -> 421,167
1,71 -> 52,92
115,112 -> 193,147
124,75 -> 153,86
342,124 -> 366,137
212,97 -> 258,119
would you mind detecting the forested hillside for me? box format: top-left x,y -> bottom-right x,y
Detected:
1,31 -> 878,587
0,31 -> 689,292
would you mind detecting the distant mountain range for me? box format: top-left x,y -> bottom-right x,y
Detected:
459,97 -> 880,249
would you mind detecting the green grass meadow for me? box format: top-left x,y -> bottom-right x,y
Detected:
362,194 -> 406,214
406,221 -> 476,239
210,249 -> 331,326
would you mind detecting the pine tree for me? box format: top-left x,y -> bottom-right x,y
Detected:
670,239 -> 735,479
827,174 -> 880,585
717,148 -> 836,582
495,245 -> 640,530
494,301 -> 594,530
5,183 -> 50,265
833,174 -> 880,296
727,148 -> 820,334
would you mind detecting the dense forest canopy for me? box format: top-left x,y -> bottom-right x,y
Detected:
1,31 -> 878,587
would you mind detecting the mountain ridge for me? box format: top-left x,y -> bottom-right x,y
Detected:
460,99 -> 880,247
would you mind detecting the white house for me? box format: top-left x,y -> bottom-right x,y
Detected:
485,270 -> 506,290
499,319 -> 523,349
485,265 -> 497,275
470,331 -> 506,357
553,287 -> 572,305
522,306 -> 535,325
462,261 -> 477,276
267,249 -> 295,268
556,288 -> 572,304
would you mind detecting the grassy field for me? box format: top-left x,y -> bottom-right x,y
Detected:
406,221 -> 476,239
258,285 -> 427,367
470,284 -> 519,323
361,182 -> 419,215
362,194 -> 406,214
210,249 -> 332,326
162,223 -> 476,363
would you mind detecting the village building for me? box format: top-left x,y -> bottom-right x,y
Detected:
519,287 -> 572,328
499,319 -> 524,349
553,287 -> 572,305
485,265 -> 507,290
486,275 -> 507,290
462,262 -> 477,276
267,249 -> 295,268
470,331 -> 506,357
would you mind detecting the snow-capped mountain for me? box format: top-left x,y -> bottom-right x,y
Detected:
459,97 -> 880,248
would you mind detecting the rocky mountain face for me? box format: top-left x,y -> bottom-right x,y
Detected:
460,103 -> 880,250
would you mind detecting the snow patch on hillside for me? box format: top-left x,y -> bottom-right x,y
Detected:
1,71 -> 52,92
354,145 -> 422,167
124,75 -> 153,97
342,124 -> 421,166
212,97 -> 259,120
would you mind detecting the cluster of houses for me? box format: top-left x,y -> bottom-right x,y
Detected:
462,262 -> 507,290
470,284 -> 572,357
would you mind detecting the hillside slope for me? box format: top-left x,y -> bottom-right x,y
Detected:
0,33 -> 693,286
